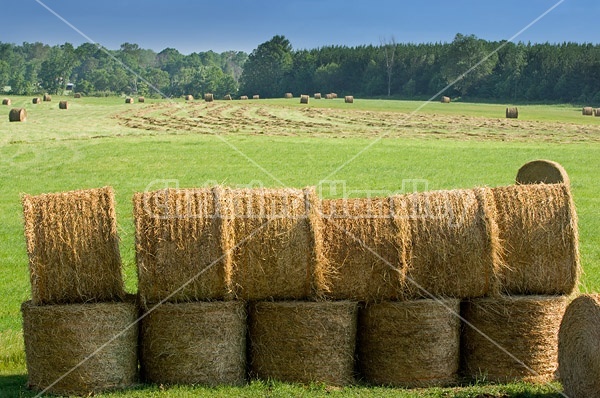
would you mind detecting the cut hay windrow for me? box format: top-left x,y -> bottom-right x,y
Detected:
461,295 -> 568,383
43,94 -> 51,102
583,106 -> 594,116
2,98 -> 11,105
9,108 -> 26,122
345,95 -> 354,103
226,187 -> 327,300
22,299 -> 138,396
441,96 -> 451,103
134,188 -> 230,305
320,197 -> 410,302
558,294 -> 600,398
58,100 -> 68,110
506,107 -> 519,118
358,299 -> 460,387
300,94 -> 309,104
401,188 -> 502,299
249,301 -> 358,386
22,187 -> 125,305
492,183 -> 580,295
140,301 -> 246,386
516,159 -> 570,186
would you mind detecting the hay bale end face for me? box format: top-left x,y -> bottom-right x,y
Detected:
138,96 -> 145,103
140,301 -> 246,386
58,101 -> 68,110
125,97 -> 134,104
2,98 -> 11,105
249,301 -> 358,386
358,299 -> 460,387
314,93 -> 322,99
185,94 -> 194,101
32,97 -> 41,104
22,300 -> 138,396
345,96 -> 354,103
461,295 -> 568,383
300,94 -> 309,104
516,159 -> 570,186
43,94 -> 51,102
22,187 -> 125,305
204,93 -> 214,102
506,107 -> 519,118
441,96 -> 451,103
583,107 -> 593,116
558,294 -> 600,398
9,108 -> 27,122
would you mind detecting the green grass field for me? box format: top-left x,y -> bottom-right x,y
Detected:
1,95 -> 598,397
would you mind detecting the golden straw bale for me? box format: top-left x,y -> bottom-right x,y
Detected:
224,94 -> 232,100
358,299 -> 460,387
240,95 -> 249,100
2,98 -> 11,105
516,159 -> 570,186
331,93 -> 338,98
58,100 -> 68,110
204,93 -> 214,102
492,183 -> 580,295
43,94 -> 51,102
22,299 -> 138,396
134,188 -> 230,305
21,187 -> 125,305
9,108 -> 26,122
249,301 -> 358,386
345,96 -> 354,103
125,97 -> 134,104
74,93 -> 82,98
300,94 -> 310,104
595,108 -> 600,117
284,92 -> 293,98
138,96 -> 145,103
506,107 -> 519,118
558,294 -> 600,398
252,94 -> 260,99
441,96 -> 451,103
185,94 -> 194,101
140,301 -> 246,386
326,93 -> 333,99
32,97 -> 41,104
461,295 -> 568,383
320,197 -> 410,302
314,93 -> 322,99
583,106 -> 593,116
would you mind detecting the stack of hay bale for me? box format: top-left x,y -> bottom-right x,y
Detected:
20,187 -> 137,396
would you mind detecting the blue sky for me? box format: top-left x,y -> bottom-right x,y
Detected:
1,0 -> 598,53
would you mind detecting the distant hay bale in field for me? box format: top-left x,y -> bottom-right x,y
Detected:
320,197 -> 410,302
401,188 -> 502,299
595,108 -> 600,117
492,183 -> 580,295
331,93 -> 338,98
43,94 -> 51,102
252,94 -> 260,99
134,188 -> 229,305
326,93 -> 333,99
249,301 -> 358,386
9,108 -> 26,122
74,93 -> 82,98
58,100 -> 68,110
224,94 -> 232,100
204,93 -> 214,102
358,299 -> 460,387
582,106 -> 593,116
441,96 -> 451,103
22,187 -> 125,305
285,92 -> 293,98
2,98 -> 11,105
138,96 -> 145,103
314,93 -> 322,99
226,187 -> 327,300
516,159 -> 570,186
140,301 -> 246,386
506,107 -> 519,118
125,97 -> 134,104
22,299 -> 138,396
558,294 -> 600,398
461,295 -> 568,383
240,95 -> 249,100
185,94 -> 194,101
345,96 -> 354,103
300,94 -> 309,104
32,97 -> 41,104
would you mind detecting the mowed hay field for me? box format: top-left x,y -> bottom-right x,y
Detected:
1,95 -> 599,397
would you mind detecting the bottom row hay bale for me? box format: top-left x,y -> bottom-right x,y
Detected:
249,301 -> 357,386
9,108 -> 26,122
140,301 -> 246,386
558,294 -> 600,398
22,299 -> 138,396
461,295 -> 568,384
358,299 -> 460,387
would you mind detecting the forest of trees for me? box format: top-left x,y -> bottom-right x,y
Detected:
1,34 -> 600,103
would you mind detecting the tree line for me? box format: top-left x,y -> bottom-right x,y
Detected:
1,34 -> 599,103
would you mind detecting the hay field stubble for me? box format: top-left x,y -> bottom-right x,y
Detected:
0,96 -> 598,397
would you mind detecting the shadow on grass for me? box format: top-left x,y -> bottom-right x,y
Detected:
0,374 -> 36,398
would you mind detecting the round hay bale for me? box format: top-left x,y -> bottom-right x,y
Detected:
32,97 -> 41,104
133,188 -> 230,305
401,188 -> 503,299
595,108 -> 600,117
204,93 -> 214,102
558,294 -> 600,398
284,92 -> 293,98
22,187 -> 125,305
300,94 -> 309,104
225,187 -> 327,300
441,96 -> 451,103
125,97 -> 134,104
140,301 -> 246,386
43,94 -> 51,102
506,107 -> 519,118
314,93 -> 322,99
74,93 -> 82,98
138,96 -> 145,103
22,299 -> 138,396
345,95 -> 354,103
325,93 -> 333,99
320,197 -> 411,302
582,106 -> 593,116
185,94 -> 194,101
331,93 -> 338,98
58,100 -> 68,110
358,299 -> 460,387
461,295 -> 568,383
224,94 -> 232,100
9,108 -> 26,122
252,94 -> 260,99
492,183 -> 580,295
240,95 -> 249,100
2,98 -> 11,105
516,159 -> 570,186
249,301 -> 358,386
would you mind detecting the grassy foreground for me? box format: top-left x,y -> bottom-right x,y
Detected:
1,96 -> 599,397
